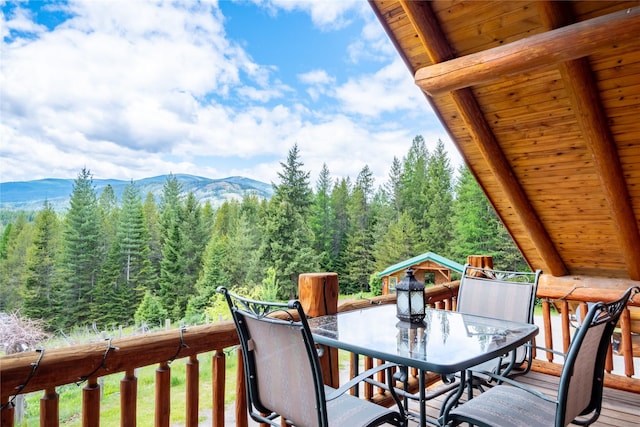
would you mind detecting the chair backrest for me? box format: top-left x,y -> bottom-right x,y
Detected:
457,265 -> 542,363
556,286 -> 639,426
218,287 -> 328,427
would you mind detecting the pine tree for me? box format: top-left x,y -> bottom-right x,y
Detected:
0,215 -> 32,311
450,166 -> 525,269
21,202 -> 61,324
260,144 -> 319,298
422,139 -> 454,256
311,163 -> 333,270
399,135 -> 430,246
59,168 -> 104,327
143,192 -> 162,287
374,212 -> 419,271
329,178 -> 351,282
159,220 -> 184,320
185,235 -> 231,320
342,166 -> 377,293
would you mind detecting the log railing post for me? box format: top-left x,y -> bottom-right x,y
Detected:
41,388 -> 59,427
298,272 -> 339,387
212,350 -> 226,427
186,355 -> 199,427
0,402 -> 14,427
542,299 -> 555,362
82,377 -> 100,427
234,349 -> 248,427
120,369 -> 137,427
155,362 -> 170,427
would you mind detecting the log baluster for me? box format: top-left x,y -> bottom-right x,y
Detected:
620,308 -> 635,377
186,355 -> 199,427
542,299 -> 554,362
41,387 -> 59,427
212,350 -> 226,427
233,349 -> 248,427
155,362 -> 170,427
82,377 -> 100,427
0,399 -> 14,427
561,300 -> 571,354
121,369 -> 137,427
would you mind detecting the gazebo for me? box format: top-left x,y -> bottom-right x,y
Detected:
378,251 -> 464,294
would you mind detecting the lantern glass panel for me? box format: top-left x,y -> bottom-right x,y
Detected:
397,291 -> 409,315
410,291 -> 425,315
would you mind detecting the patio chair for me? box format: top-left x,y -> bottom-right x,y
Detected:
217,287 -> 406,427
456,265 -> 542,389
446,286 -> 640,427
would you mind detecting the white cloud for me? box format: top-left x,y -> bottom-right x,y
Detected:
0,0 -> 459,187
257,0 -> 362,30
334,57 -> 427,118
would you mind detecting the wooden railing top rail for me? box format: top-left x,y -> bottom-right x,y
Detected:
537,281 -> 640,307
1,321 -> 239,402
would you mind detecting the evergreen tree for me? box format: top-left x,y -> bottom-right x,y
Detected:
185,235 -> 231,320
98,184 -> 119,256
260,144 -> 319,298
135,290 -> 168,328
176,192 -> 206,317
115,181 -> 155,319
59,168 -> 103,327
159,220 -> 184,321
342,166 -> 377,293
143,192 -> 162,287
159,173 -> 183,246
311,163 -> 333,270
0,215 -> 32,311
374,211 -> 419,271
384,156 -> 403,215
451,166 -> 526,269
329,178 -> 351,281
21,202 -> 60,324
422,139 -> 454,256
399,135 -> 430,246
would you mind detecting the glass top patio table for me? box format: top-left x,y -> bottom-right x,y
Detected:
308,304 -> 538,425
308,304 -> 538,374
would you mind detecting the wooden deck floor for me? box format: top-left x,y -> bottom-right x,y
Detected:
409,370 -> 639,426
226,370 -> 638,426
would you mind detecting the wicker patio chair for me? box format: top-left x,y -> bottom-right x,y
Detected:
218,287 -> 406,427
446,286 -> 640,427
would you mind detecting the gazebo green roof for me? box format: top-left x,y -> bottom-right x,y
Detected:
378,252 -> 464,277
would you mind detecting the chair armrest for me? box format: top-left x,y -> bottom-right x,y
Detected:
325,362 -> 399,400
527,342 -> 567,359
472,370 -> 557,404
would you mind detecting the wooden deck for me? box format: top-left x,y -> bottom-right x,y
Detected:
228,369 -> 639,426
413,371 -> 640,427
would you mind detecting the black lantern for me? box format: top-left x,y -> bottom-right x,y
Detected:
396,268 -> 425,323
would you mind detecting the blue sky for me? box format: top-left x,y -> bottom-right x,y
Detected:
1,0 -> 460,187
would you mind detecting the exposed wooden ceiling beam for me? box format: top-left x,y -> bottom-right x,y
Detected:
538,1 -> 640,281
400,0 -> 568,277
414,6 -> 640,96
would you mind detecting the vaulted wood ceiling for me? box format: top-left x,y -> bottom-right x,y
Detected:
370,1 -> 640,283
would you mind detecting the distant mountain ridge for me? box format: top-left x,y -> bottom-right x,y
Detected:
0,174 -> 273,212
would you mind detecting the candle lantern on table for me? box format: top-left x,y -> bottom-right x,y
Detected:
395,268 -> 425,324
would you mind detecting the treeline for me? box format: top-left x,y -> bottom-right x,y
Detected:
0,137 -> 525,331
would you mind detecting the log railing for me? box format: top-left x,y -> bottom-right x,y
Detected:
1,273 -> 639,427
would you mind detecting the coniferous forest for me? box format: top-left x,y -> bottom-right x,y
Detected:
0,137 -> 526,331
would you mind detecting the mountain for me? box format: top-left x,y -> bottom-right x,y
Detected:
0,174 -> 273,212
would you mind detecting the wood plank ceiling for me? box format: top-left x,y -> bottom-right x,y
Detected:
369,1 -> 640,283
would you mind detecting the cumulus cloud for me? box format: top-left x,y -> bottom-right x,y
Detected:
1,0 -> 457,186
